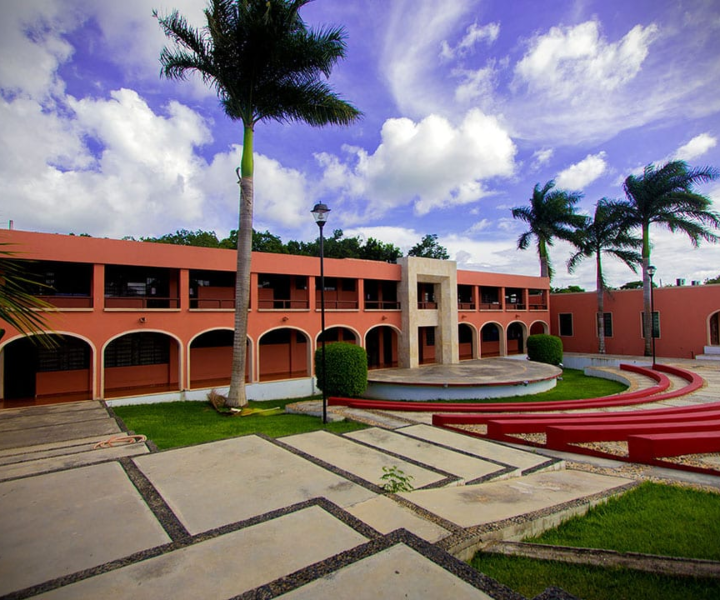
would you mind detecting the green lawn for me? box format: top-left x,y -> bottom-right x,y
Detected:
525,481 -> 720,560
113,398 -> 367,450
471,482 -> 720,600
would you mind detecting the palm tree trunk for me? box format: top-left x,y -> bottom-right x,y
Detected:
226,125 -> 255,408
596,252 -> 605,354
642,223 -> 652,357
538,238 -> 550,279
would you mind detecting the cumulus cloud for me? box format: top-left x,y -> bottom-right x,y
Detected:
555,152 -> 608,190
514,21 -> 658,99
317,109 -> 517,218
673,133 -> 717,162
440,22 -> 500,59
531,148 -> 554,170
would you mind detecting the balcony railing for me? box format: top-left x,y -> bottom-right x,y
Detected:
364,300 -> 400,310
315,299 -> 359,310
529,303 -> 548,310
458,301 -> 476,310
418,301 -> 437,309
505,302 -> 526,310
105,296 -> 180,309
479,302 -> 501,310
190,298 -> 236,309
258,299 -> 309,310
38,295 -> 93,309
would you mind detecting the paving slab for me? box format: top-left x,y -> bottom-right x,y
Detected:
277,543 -> 496,600
35,506 -> 368,600
0,401 -> 103,420
0,419 -> 122,451
0,406 -> 110,431
0,442 -> 149,481
281,430 -> 449,489
0,435 -> 111,460
399,469 -> 633,529
398,424 -> 554,473
0,462 -> 170,597
133,435 -> 377,535
345,427 -> 507,482
344,495 -> 452,543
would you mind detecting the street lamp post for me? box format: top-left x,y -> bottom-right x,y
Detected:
647,265 -> 657,367
311,203 -> 330,424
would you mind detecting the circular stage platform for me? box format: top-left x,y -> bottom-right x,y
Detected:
365,358 -> 562,401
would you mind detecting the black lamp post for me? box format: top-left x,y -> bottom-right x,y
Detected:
647,265 -> 657,367
311,202 -> 330,424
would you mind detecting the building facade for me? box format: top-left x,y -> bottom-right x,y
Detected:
550,285 -> 720,359
1,230 -> 551,405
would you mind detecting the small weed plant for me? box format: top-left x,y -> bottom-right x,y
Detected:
381,466 -> 414,493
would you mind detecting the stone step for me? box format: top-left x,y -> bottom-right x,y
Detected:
344,427 -> 519,484
0,418 -> 122,451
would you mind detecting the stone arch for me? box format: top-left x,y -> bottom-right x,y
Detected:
1,333 -> 94,403
102,330 -> 181,398
365,325 -> 400,369
258,327 -> 311,382
480,322 -> 503,358
709,310 -> 720,346
458,322 -> 477,360
317,325 -> 360,345
506,321 -> 528,355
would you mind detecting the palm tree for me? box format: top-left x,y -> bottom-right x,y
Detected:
0,245 -> 57,347
567,200 -> 642,353
511,180 -> 586,279
623,161 -> 720,356
155,0 -> 361,407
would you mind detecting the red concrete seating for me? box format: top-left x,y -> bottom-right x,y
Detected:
628,432 -> 720,462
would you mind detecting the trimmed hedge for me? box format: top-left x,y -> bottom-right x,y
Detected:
527,334 -> 563,365
315,342 -> 368,397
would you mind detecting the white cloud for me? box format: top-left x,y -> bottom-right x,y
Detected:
555,152 -> 608,190
514,21 -> 658,99
531,148 -> 554,170
318,109 -> 517,218
673,133 -> 717,162
454,64 -> 497,103
440,22 -> 500,59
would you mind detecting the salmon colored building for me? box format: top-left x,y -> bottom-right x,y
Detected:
550,286 -> 720,360
1,230 -> 551,405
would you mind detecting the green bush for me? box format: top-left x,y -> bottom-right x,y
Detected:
315,342 -> 368,397
527,334 -> 563,365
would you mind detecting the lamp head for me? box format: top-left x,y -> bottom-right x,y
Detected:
311,203 -> 331,227
647,265 -> 656,278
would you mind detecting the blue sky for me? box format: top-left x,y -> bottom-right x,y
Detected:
1,0 -> 719,290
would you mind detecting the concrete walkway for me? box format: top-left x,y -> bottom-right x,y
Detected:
1,357 -> 719,599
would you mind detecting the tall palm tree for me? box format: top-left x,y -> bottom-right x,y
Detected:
512,180 -> 586,279
567,200 -> 642,353
623,160 -> 720,356
155,0 -> 361,407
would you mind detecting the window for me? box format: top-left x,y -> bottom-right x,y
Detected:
602,312 -> 613,338
559,313 -> 573,337
641,312 -> 660,338
105,333 -> 169,367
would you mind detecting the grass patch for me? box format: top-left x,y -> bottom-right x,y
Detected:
525,481 -> 720,561
425,368 -> 626,403
470,554 -> 720,600
113,398 -> 367,450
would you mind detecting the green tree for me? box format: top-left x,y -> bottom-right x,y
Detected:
0,245 -> 57,347
156,0 -> 361,407
550,285 -> 586,294
511,180 -> 586,279
622,160 -> 720,356
567,200 -> 642,353
251,230 -> 287,254
705,275 -> 720,285
359,237 -> 402,262
407,234 -> 449,260
142,229 -> 221,247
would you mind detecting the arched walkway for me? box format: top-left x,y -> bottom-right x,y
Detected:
480,323 -> 502,357
365,325 -> 399,370
104,332 -> 180,398
258,328 -> 310,382
458,323 -> 475,360
507,322 -> 526,355
189,329 -> 250,389
1,334 -> 93,404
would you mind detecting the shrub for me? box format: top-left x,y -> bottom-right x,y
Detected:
315,342 -> 368,397
527,334 -> 563,365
